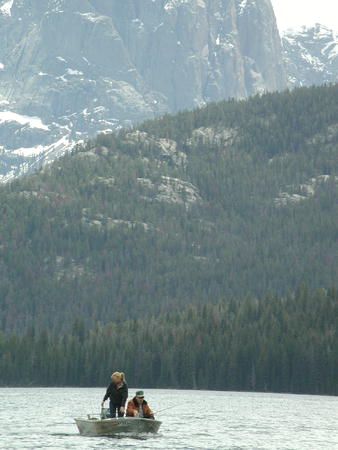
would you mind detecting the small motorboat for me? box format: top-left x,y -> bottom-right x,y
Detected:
75,409 -> 162,437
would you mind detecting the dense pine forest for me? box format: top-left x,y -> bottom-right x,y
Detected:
0,85 -> 337,391
1,287 -> 337,395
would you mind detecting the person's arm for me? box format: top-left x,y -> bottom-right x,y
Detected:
145,404 -> 154,419
126,400 -> 136,417
118,383 -> 128,414
121,383 -> 128,406
102,383 -> 112,404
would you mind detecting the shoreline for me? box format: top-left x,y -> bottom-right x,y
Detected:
0,386 -> 337,398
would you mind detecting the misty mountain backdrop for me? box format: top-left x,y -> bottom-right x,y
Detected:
1,0 -> 338,182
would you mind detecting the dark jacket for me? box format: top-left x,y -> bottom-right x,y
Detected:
103,382 -> 128,406
126,397 -> 154,419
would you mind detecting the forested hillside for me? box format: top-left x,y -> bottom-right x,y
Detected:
0,85 -> 338,334
1,287 -> 337,395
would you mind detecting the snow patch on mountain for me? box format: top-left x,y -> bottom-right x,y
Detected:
164,0 -> 206,12
238,0 -> 248,14
0,135 -> 75,183
238,0 -> 258,15
66,68 -> 83,76
77,12 -> 107,23
283,24 -> 338,87
12,145 -> 46,157
164,0 -> 189,11
0,0 -> 13,16
0,111 -> 49,131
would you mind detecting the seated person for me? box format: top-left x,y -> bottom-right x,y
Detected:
126,390 -> 155,419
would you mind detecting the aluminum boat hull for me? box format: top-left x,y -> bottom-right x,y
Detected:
75,417 -> 162,436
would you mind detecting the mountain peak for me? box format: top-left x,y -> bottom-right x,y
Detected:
0,0 -> 285,181
283,22 -> 338,87
284,23 -> 335,39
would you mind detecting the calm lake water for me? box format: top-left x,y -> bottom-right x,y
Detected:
0,388 -> 337,449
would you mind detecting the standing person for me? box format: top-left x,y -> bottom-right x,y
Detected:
101,372 -> 128,418
126,390 -> 155,419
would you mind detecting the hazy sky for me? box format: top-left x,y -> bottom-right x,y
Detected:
271,0 -> 338,31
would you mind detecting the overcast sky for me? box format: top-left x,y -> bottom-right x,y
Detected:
271,0 -> 338,31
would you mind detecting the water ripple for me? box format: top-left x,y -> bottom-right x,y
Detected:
0,388 -> 337,449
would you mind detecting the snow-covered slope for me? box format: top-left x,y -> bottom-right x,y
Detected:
0,109 -> 75,181
283,24 -> 338,87
0,0 -> 286,181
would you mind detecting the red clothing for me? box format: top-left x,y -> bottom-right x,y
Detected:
126,397 -> 154,419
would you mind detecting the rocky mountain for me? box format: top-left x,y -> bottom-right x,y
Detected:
0,0 -> 286,181
283,24 -> 338,87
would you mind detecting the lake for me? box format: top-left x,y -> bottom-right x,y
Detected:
0,388 -> 337,449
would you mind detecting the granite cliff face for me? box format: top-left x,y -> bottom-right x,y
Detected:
0,0 -> 286,180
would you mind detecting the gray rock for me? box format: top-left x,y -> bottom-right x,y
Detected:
0,0 -> 286,180
283,24 -> 338,87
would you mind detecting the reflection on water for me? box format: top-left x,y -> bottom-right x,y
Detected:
0,388 -> 337,449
